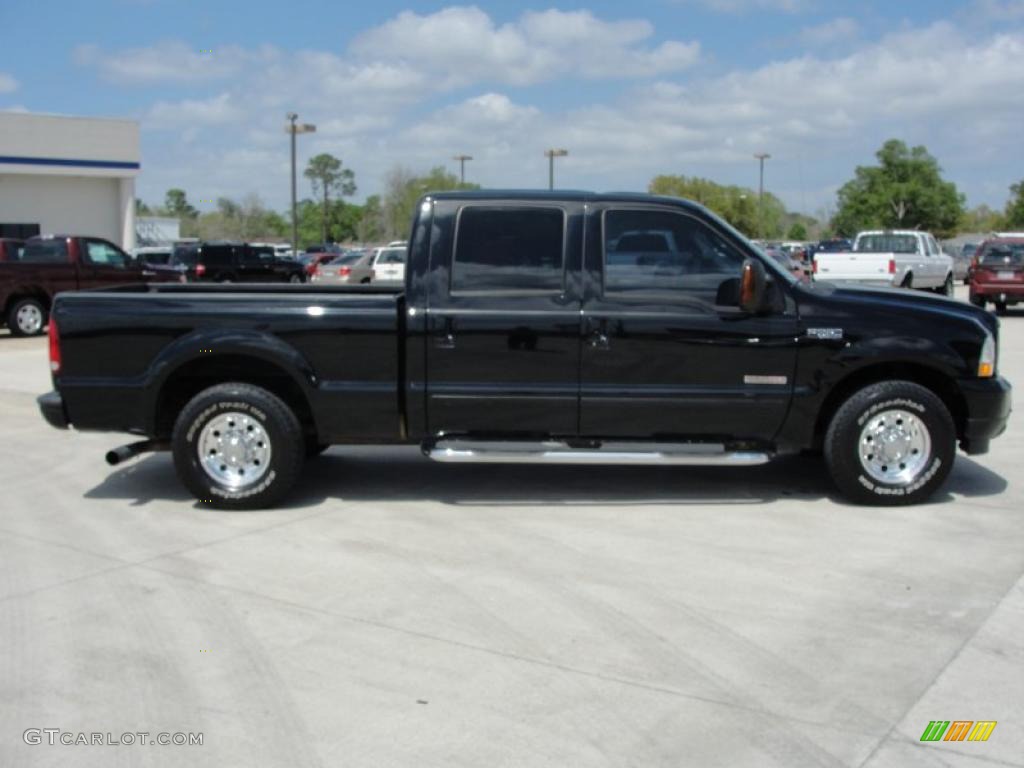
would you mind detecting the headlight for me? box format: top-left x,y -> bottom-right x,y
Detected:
978,332 -> 996,378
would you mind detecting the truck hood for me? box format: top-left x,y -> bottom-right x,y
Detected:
808,281 -> 997,335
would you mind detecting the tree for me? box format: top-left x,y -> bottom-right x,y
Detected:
831,140 -> 964,238
164,188 -> 198,220
304,154 -> 356,244
787,222 -> 808,241
381,166 -> 479,240
135,198 -> 152,215
648,174 -> 788,238
1005,181 -> 1024,229
962,204 -> 1005,234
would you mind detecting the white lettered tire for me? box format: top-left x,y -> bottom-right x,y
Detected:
172,382 -> 304,509
824,380 -> 955,505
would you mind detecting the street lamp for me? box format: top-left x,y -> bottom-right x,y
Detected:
453,154 -> 473,184
285,113 -> 316,256
544,148 -> 568,190
754,153 -> 771,240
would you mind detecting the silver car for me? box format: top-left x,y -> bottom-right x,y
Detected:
309,251 -> 374,284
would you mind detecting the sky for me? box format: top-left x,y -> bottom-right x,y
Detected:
2,0 -> 1023,218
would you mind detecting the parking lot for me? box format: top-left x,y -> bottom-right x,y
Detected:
0,286 -> 1021,767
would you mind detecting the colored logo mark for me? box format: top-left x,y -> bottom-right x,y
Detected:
920,721 -> 996,742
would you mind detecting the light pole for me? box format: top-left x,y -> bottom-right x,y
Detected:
754,153 -> 771,240
545,148 -> 568,190
285,113 -> 316,256
453,154 -> 473,184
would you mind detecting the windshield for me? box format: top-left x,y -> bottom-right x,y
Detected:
377,248 -> 406,264
855,234 -> 918,254
327,253 -> 361,265
979,243 -> 1024,266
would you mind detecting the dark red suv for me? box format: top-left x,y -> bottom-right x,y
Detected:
969,237 -> 1024,315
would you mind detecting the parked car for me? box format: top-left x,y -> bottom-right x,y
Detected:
302,245 -> 345,277
371,246 -> 407,282
0,238 -> 25,262
763,246 -> 806,282
171,242 -> 306,283
1,234 -> 183,336
38,190 -> 1009,510
310,251 -> 375,284
968,237 -> 1024,314
132,246 -> 174,267
812,230 -> 954,295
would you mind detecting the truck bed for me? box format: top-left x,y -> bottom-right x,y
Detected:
51,283 -> 407,442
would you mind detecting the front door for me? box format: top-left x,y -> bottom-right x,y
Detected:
580,204 -> 799,442
79,238 -> 139,289
425,200 -> 583,437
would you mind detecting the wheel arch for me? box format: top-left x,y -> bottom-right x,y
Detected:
813,361 -> 967,448
150,335 -> 318,439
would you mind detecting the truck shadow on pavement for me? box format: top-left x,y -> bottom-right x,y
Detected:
85,447 -> 1008,510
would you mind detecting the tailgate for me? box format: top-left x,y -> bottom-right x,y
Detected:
815,251 -> 892,280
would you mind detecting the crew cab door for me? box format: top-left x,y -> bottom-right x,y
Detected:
424,200 -> 583,436
579,204 -> 799,441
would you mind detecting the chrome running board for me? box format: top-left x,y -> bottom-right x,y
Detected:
425,440 -> 771,466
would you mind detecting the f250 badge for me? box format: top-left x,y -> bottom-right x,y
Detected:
807,328 -> 844,340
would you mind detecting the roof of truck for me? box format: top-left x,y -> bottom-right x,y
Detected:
425,189 -> 705,211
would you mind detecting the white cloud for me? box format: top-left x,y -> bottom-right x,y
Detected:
145,93 -> 245,128
799,17 -> 860,46
677,0 -> 814,13
0,72 -> 18,93
73,41 -> 278,85
350,6 -> 699,85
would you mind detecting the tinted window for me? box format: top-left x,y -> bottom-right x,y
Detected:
22,240 -> 69,263
603,209 -> 746,300
856,234 -> 918,254
377,248 -> 406,264
452,206 -> 565,293
171,245 -> 199,266
979,243 -> 1024,265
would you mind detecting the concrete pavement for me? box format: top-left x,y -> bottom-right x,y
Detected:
1,289 -> 1021,767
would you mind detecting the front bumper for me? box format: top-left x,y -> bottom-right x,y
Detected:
958,376 -> 1012,454
38,390 -> 69,430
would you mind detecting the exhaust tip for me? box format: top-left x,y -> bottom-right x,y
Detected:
105,449 -> 123,466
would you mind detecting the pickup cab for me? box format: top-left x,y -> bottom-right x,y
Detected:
38,191 -> 1010,509
813,230 -> 955,295
2,235 -> 183,336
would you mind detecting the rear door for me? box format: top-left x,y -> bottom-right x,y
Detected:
424,200 -> 583,436
580,203 -> 799,441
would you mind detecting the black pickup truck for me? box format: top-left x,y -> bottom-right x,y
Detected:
38,191 -> 1011,508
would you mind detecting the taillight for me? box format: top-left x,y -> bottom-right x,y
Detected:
313,264 -> 322,277
339,266 -> 352,277
48,318 -> 61,374
195,263 -> 206,278
888,258 -> 896,274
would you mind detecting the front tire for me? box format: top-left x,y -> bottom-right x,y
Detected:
824,381 -> 955,505
172,383 -> 304,509
7,297 -> 47,336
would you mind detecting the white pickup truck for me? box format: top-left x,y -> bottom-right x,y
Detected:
813,230 -> 955,295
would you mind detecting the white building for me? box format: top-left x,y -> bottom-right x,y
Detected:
0,111 -> 139,249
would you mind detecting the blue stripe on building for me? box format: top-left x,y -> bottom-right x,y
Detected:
0,155 -> 140,170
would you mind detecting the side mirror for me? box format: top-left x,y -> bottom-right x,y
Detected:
739,258 -> 767,313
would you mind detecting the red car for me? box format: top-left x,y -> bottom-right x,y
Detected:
969,237 -> 1024,315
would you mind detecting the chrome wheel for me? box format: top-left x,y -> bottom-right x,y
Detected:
16,303 -> 44,335
858,409 -> 931,485
198,411 -> 272,488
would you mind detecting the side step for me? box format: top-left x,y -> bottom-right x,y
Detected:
425,439 -> 771,467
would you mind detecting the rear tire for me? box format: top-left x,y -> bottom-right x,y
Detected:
7,297 -> 47,337
995,301 -> 1008,316
900,273 -> 913,289
172,382 -> 305,509
289,274 -> 303,284
824,380 -> 955,506
939,273 -> 953,296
